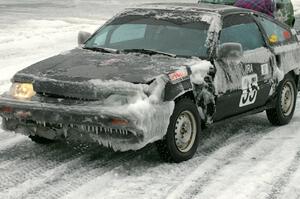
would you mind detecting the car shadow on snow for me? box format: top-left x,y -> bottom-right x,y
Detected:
0,112 -> 283,196
0,111 -> 276,165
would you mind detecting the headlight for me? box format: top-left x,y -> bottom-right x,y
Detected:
10,83 -> 36,100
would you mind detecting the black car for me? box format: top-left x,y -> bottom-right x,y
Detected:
1,3 -> 300,162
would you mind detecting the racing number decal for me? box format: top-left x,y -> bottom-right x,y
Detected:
239,74 -> 259,107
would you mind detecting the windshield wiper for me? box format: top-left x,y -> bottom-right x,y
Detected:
83,47 -> 119,54
121,49 -> 176,58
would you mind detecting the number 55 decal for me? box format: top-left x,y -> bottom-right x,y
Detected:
239,74 -> 259,107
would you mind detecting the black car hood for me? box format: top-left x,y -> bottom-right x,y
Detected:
12,48 -> 204,100
13,48 -> 194,84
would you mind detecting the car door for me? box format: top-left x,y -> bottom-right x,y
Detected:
213,13 -> 274,121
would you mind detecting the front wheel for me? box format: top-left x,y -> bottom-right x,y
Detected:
266,74 -> 297,125
156,98 -> 202,162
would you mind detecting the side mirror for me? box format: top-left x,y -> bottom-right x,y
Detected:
78,31 -> 91,46
276,2 -> 284,10
217,42 -> 243,61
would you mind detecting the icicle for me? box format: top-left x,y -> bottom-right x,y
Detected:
63,128 -> 68,137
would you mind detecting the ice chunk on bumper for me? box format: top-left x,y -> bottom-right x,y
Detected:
0,76 -> 175,151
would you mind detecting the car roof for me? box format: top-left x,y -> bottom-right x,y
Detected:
134,2 -> 248,15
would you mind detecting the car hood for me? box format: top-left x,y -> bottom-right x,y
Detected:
12,48 -> 204,100
13,48 -> 194,84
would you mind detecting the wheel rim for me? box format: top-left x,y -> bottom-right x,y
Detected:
174,110 -> 197,153
281,81 -> 295,117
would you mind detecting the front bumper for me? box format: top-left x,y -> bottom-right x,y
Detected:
0,95 -> 174,151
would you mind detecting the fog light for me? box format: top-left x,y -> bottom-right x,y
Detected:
111,118 -> 128,126
1,106 -> 13,113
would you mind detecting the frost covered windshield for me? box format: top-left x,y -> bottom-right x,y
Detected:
85,10 -> 211,58
198,0 -> 236,5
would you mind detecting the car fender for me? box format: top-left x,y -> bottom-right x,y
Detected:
164,76 -> 216,122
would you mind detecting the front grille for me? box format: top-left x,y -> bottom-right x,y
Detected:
27,120 -> 135,138
33,80 -> 100,100
37,92 -> 96,101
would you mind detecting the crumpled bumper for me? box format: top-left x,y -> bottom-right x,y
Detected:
0,95 -> 174,151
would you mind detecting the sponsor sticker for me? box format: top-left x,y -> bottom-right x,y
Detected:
261,63 -> 269,76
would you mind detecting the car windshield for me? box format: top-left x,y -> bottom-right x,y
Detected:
84,10 -> 211,58
198,0 -> 236,5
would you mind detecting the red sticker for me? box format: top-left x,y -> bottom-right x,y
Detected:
168,70 -> 188,81
283,31 -> 291,39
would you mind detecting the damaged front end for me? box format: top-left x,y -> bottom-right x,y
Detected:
0,76 -> 174,151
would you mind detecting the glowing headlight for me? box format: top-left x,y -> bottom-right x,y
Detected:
10,83 -> 36,100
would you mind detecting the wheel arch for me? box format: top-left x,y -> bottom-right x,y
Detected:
288,70 -> 300,90
266,70 -> 298,125
173,91 -> 206,122
174,90 -> 196,103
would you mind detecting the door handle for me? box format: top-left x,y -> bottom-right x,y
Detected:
275,54 -> 281,67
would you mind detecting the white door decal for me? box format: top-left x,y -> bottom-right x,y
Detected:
239,74 -> 259,107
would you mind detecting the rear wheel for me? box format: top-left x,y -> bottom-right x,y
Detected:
29,135 -> 55,144
266,74 -> 297,125
156,98 -> 201,162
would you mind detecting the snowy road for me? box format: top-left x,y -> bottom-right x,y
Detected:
1,0 -> 300,199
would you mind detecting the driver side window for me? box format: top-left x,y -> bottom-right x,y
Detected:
220,14 -> 266,51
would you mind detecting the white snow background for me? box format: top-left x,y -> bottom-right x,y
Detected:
0,0 -> 300,199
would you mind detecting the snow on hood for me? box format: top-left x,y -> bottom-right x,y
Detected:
13,48 -> 199,84
13,47 -> 212,101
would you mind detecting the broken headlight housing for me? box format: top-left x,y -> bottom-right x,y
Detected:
10,83 -> 36,100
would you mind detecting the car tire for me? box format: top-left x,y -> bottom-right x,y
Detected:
156,98 -> 202,163
266,74 -> 297,125
29,135 -> 55,144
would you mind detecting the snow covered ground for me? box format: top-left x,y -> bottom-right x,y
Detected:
0,0 -> 300,198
